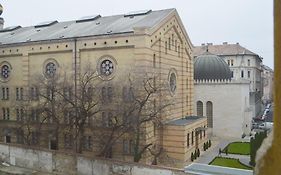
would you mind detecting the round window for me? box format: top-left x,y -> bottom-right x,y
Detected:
100,59 -> 114,76
1,64 -> 10,79
169,72 -> 177,93
45,62 -> 56,78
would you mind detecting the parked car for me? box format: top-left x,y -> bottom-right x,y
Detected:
252,122 -> 260,129
258,122 -> 273,130
253,116 -> 265,122
264,108 -> 270,114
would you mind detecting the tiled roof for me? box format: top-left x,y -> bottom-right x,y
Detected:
193,43 -> 258,57
0,9 -> 174,45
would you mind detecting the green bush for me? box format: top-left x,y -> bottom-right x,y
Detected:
203,143 -> 206,151
194,150 -> 197,159
250,131 -> 267,166
209,157 -> 252,170
191,152 -> 194,161
197,148 -> 200,157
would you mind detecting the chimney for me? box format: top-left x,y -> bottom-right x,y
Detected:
207,43 -> 213,46
223,42 -> 228,45
236,42 -> 239,45
201,43 -> 205,46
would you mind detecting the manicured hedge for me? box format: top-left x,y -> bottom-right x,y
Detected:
209,157 -> 252,170
223,142 -> 250,155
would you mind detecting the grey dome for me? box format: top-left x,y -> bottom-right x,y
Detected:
194,52 -> 232,81
0,4 -> 2,16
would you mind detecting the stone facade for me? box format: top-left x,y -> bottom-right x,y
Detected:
194,79 -> 251,138
261,65 -> 274,104
194,43 -> 263,118
0,9 -> 207,166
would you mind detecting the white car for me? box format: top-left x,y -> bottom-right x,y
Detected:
258,122 -> 273,130
263,109 -> 270,116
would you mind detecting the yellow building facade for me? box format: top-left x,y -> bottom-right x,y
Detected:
0,8 -> 207,167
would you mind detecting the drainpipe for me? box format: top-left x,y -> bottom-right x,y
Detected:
74,38 -> 78,153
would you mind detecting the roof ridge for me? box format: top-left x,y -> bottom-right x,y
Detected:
0,8 -> 175,45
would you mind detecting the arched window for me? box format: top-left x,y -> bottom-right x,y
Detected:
197,101 -> 203,116
206,101 -> 213,128
191,131 -> 194,145
168,37 -> 171,50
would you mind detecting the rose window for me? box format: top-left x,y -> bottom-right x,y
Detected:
45,62 -> 56,78
100,59 -> 114,76
1,65 -> 10,79
169,72 -> 177,93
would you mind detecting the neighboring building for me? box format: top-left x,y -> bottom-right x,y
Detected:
194,42 -> 263,118
193,52 -> 252,138
0,7 -> 207,167
261,65 -> 274,104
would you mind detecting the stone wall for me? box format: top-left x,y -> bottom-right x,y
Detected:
194,81 -> 251,138
0,143 -> 188,175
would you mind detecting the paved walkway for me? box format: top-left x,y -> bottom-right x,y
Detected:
194,137 -> 251,167
194,137 -> 232,164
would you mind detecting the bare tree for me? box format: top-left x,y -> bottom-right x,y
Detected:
32,74 -> 68,149
18,64 -> 101,153
128,75 -> 171,163
18,66 -> 171,163
96,74 -> 172,162
64,69 -> 101,153
14,73 -> 68,148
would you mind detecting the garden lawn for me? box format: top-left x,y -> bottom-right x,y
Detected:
209,157 -> 252,170
223,142 -> 250,155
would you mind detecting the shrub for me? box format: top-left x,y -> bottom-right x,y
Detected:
197,149 -> 200,157
203,143 -> 206,151
194,150 -> 197,159
191,152 -> 194,161
209,140 -> 212,147
250,131 -> 267,166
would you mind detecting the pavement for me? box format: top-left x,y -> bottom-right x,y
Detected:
194,137 -> 251,167
194,137 -> 232,164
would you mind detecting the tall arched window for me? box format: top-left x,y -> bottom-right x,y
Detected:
197,101 -> 203,116
206,101 -> 213,128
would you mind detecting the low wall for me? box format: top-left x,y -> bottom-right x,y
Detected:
0,143 -> 187,175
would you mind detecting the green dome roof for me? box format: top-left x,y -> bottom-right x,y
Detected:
194,52 -> 232,81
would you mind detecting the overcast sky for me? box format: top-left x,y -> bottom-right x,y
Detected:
0,0 -> 273,68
